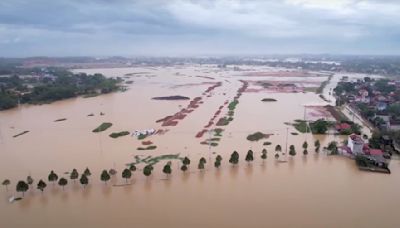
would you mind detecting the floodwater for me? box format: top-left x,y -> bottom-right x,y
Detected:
0,65 -> 398,228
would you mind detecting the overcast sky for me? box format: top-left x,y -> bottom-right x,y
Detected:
0,0 -> 399,57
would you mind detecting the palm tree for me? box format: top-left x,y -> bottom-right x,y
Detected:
79,175 -> 89,188
48,170 -> 58,186
2,179 -> 10,192
289,145 -> 296,156
70,169 -> 79,183
37,180 -> 47,193
16,181 -> 29,197
229,151 -> 239,165
314,140 -> 321,153
100,170 -> 111,185
83,167 -> 91,176
245,150 -> 254,163
162,162 -> 172,178
58,178 -> 68,191
122,168 -> 132,183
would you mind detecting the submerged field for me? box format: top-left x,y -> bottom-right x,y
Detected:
0,65 -> 397,228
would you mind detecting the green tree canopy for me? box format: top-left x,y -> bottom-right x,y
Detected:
16,181 -> 29,196
100,170 -> 111,185
70,169 -> 79,182
48,170 -> 58,185
58,178 -> 68,190
37,179 -> 47,193
122,168 -> 132,183
80,175 -> 89,188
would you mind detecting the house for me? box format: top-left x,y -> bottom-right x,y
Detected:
376,101 -> 388,111
347,134 -> 364,155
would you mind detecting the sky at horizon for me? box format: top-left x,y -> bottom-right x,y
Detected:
0,0 -> 399,57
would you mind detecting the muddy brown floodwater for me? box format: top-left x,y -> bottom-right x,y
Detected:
0,65 -> 399,228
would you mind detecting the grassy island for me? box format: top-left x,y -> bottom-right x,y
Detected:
92,123 -> 113,133
109,131 -> 130,138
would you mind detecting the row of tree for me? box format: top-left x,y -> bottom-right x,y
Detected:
3,141 -> 323,197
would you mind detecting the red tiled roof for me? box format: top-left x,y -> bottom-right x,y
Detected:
336,123 -> 351,130
369,149 -> 383,155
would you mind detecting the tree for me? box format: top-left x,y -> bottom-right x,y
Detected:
143,165 -> 153,178
109,169 -> 117,176
16,181 -> 29,196
229,151 -> 239,165
58,178 -> 68,191
274,153 -> 279,159
245,150 -> 254,163
83,167 -> 91,176
70,169 -> 79,183
200,157 -> 207,164
198,159 -> 205,171
327,141 -> 338,155
129,164 -> 137,172
27,175 -> 34,186
122,168 -> 132,183
79,175 -> 89,188
302,141 -> 308,150
310,119 -> 329,134
2,179 -> 10,191
275,145 -> 282,152
100,170 -> 111,185
314,140 -> 321,153
261,149 -> 267,161
214,159 -> 221,168
48,170 -> 58,185
289,145 -> 296,156
183,157 -> 191,166
303,149 -> 308,155
37,179 -> 47,193
181,164 -> 188,172
163,162 -> 172,177
216,155 -> 222,162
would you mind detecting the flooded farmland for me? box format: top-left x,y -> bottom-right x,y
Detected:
1,65 -> 399,228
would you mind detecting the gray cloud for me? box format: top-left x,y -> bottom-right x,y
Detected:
0,0 -> 399,56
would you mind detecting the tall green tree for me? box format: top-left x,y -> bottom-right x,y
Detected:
143,165 -> 153,178
163,162 -> 172,178
245,150 -> 254,163
122,168 -> 132,183
70,169 -> 79,183
37,180 -> 47,193
183,157 -> 191,166
289,145 -> 296,156
100,170 -> 111,185
16,181 -> 29,196
229,151 -> 239,165
80,175 -> 89,188
2,179 -> 10,191
48,170 -> 58,186
58,178 -> 68,191
314,140 -> 321,153
83,167 -> 91,176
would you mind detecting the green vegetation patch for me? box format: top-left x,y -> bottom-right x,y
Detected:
129,154 -> 183,166
247,132 -> 266,141
109,131 -> 130,138
213,128 -> 224,137
92,122 -> 113,133
263,141 -> 272,146
261,98 -> 277,102
137,145 -> 157,151
228,100 -> 239,111
13,130 -> 29,138
292,120 -> 310,133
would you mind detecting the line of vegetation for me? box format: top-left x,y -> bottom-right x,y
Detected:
13,131 -> 29,138
109,131 -> 130,138
261,98 -> 277,102
92,122 -> 113,133
54,118 -> 67,122
137,145 -> 157,151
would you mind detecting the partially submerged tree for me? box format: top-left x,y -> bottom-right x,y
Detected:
83,167 -> 91,177
229,151 -> 239,165
314,140 -> 321,153
198,159 -> 205,171
303,149 -> 308,155
58,178 -> 68,191
216,155 -> 222,162
261,149 -> 267,162
200,157 -> 207,164
109,169 -> 117,176
129,164 -> 137,172
2,179 -> 10,191
37,179 -> 47,193
163,162 -> 172,178
16,181 -> 29,196
79,175 -> 89,188
289,145 -> 296,156
183,157 -> 191,166
122,169 -> 132,183
245,150 -> 254,163
70,169 -> 79,183
275,145 -> 282,152
302,141 -> 308,150
143,165 -> 153,178
327,141 -> 338,155
181,164 -> 188,172
48,170 -> 58,186
100,170 -> 111,185
26,175 -> 34,186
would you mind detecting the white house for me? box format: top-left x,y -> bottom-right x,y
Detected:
347,134 -> 364,155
